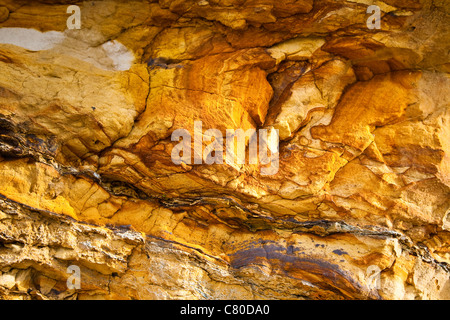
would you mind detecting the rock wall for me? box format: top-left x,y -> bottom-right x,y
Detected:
0,0 -> 449,299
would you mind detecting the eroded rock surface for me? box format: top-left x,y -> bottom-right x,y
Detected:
0,0 -> 449,299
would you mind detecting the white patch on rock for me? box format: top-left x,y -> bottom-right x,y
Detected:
267,37 -> 325,63
101,40 -> 134,71
0,27 -> 134,71
0,27 -> 65,51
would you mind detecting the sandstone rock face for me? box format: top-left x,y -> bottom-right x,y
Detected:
0,0 -> 449,300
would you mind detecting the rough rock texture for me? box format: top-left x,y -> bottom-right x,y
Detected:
0,0 -> 449,300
